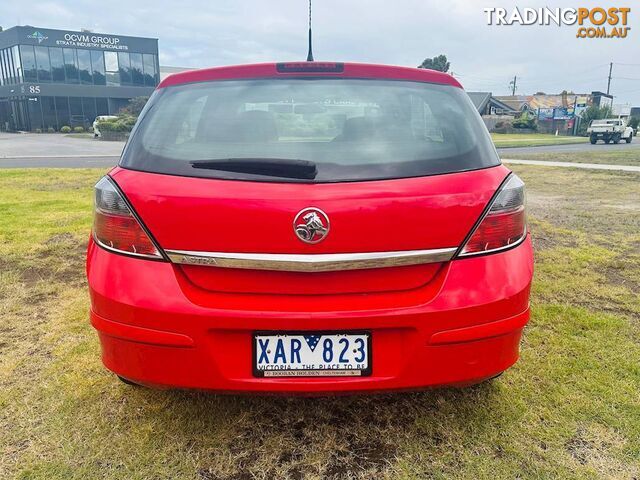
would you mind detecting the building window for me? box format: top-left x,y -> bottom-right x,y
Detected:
117,52 -> 131,85
91,50 -> 106,86
1,49 -> 11,85
41,96 -> 57,130
96,97 -> 109,116
0,49 -> 7,85
63,48 -> 79,84
77,49 -> 92,84
55,97 -> 70,128
130,53 -> 144,86
20,45 -> 38,83
82,97 -> 97,124
49,47 -> 65,83
27,97 -> 43,131
143,54 -> 157,86
34,46 -> 52,82
104,51 -> 120,86
13,46 -> 23,83
68,96 -> 84,126
8,48 -> 19,84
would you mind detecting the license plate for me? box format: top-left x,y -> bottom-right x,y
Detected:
253,331 -> 371,377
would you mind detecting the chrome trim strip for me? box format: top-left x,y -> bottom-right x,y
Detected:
165,247 -> 457,272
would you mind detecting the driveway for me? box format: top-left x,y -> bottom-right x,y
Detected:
0,132 -> 124,158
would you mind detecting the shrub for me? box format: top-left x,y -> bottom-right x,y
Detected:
60,126 -> 72,133
73,126 -> 85,133
512,112 -> 537,130
96,114 -> 137,133
119,97 -> 149,117
47,127 -> 56,133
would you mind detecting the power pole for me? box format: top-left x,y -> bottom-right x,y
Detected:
509,76 -> 517,96
606,62 -> 613,95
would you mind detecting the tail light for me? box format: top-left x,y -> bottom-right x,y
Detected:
93,176 -> 164,259
458,174 -> 527,257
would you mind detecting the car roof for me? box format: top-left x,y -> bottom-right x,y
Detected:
158,62 -> 463,89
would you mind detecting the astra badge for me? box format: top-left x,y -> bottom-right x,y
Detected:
294,207 -> 330,244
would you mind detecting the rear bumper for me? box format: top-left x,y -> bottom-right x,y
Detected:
87,235 -> 533,393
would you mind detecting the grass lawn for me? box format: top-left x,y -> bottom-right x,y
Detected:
0,167 -> 639,479
503,148 -> 640,167
492,133 -> 589,148
64,133 -> 95,139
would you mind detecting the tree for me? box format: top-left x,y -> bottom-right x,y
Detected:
418,55 -> 450,72
119,96 -> 149,117
512,111 -> 537,130
577,105 -> 613,136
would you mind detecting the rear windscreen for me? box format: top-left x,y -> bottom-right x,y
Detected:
121,78 -> 500,182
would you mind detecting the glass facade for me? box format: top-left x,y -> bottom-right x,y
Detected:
1,27 -> 158,131
0,45 -> 159,87
0,46 -> 22,85
20,45 -> 37,82
16,95 -> 112,131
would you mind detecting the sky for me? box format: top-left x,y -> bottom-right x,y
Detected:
1,0 -> 639,105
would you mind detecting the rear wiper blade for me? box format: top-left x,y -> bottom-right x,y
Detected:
190,158 -> 317,180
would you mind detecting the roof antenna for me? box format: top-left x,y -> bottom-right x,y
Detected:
306,0 -> 314,61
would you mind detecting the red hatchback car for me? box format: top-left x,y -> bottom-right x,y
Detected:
87,62 -> 533,393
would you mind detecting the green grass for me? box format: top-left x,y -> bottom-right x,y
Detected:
504,148 -> 640,167
492,133 -> 589,148
64,133 -> 95,139
1,167 -> 639,479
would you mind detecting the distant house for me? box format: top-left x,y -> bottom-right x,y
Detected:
497,91 -> 613,115
467,92 -> 519,131
467,92 -> 518,116
495,92 -> 600,135
493,95 -> 536,115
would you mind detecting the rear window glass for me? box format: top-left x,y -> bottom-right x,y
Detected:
121,78 -> 500,182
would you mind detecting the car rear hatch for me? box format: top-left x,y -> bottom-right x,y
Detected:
111,165 -> 508,295
112,67 -> 506,295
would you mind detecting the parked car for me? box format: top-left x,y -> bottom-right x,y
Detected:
87,62 -> 533,394
93,115 -> 118,138
587,118 -> 634,144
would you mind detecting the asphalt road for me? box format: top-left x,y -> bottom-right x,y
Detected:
0,132 -> 639,169
0,132 -> 123,168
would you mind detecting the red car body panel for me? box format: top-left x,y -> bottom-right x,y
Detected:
111,165 -> 509,295
87,62 -> 533,393
87,234 -> 532,393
